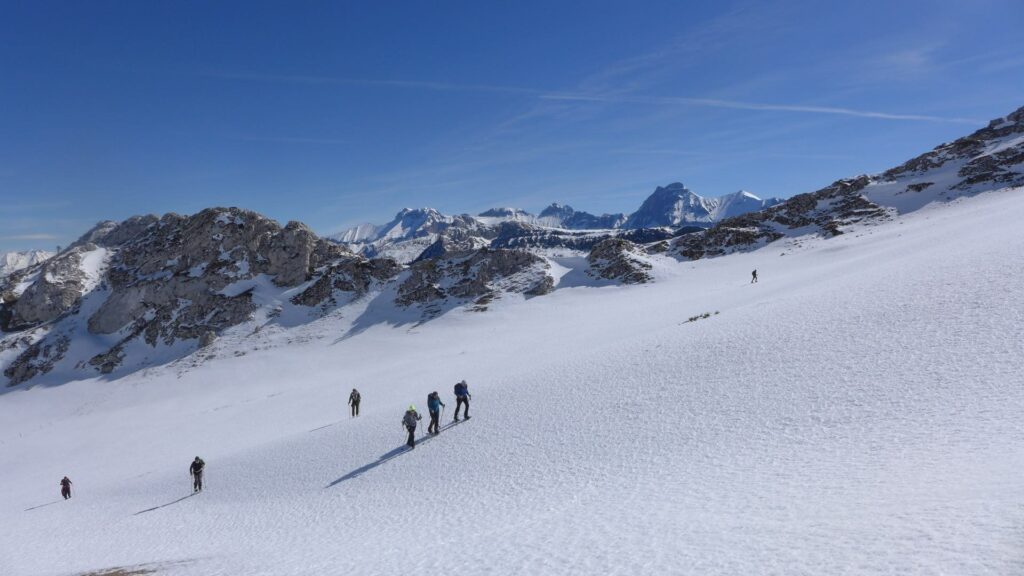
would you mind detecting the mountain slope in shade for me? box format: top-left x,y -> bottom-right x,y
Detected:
538,203 -> 628,229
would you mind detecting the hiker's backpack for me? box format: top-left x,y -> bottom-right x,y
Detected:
403,411 -> 418,428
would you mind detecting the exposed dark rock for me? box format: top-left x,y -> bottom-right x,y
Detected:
4,333 -> 70,386
1,245 -> 104,331
587,239 -> 653,284
291,257 -> 401,308
672,176 -> 889,260
397,248 -> 552,307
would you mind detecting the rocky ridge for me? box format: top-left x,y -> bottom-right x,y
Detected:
671,105 -> 1024,260
3,105 -> 1023,388
331,187 -> 782,264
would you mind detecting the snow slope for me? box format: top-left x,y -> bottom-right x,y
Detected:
2,188 -> 1023,575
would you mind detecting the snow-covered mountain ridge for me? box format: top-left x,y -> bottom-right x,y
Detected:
1,105 -> 1023,390
0,250 -> 53,278
673,105 -> 1024,259
3,169 -> 1023,576
332,187 -> 781,262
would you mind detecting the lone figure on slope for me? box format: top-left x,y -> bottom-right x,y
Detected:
189,456 -> 205,493
59,476 -> 73,500
427,391 -> 446,435
454,380 -> 471,422
751,269 -> 758,283
403,405 -> 422,449
349,388 -> 361,418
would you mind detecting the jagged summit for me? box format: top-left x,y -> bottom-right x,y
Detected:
538,202 -> 575,219
333,183 -> 776,260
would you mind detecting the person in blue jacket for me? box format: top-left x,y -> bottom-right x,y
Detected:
454,380 -> 471,421
427,391 -> 445,435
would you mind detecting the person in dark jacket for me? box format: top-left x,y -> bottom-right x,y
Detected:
454,380 -> 471,421
751,269 -> 758,283
402,406 -> 422,448
189,457 -> 205,493
59,476 -> 73,500
348,388 -> 361,417
427,391 -> 446,435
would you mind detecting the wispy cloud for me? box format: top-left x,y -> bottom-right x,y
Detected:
208,70 -> 978,125
2,233 -> 60,241
226,135 -> 349,144
203,71 -> 539,97
0,201 -> 75,213
539,93 -> 981,124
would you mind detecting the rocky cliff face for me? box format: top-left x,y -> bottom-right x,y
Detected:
0,206 -> 569,387
587,239 -> 654,284
396,248 -> 554,316
0,208 -> 392,386
672,177 -> 890,260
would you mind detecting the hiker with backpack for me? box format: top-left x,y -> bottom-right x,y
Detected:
454,380 -> 471,421
751,269 -> 758,283
427,391 -> 446,435
59,476 -> 72,500
402,406 -> 422,449
348,388 -> 361,417
189,457 -> 205,493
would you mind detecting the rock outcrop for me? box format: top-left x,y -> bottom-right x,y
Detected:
1,244 -> 107,331
396,248 -> 553,310
672,176 -> 890,260
0,207 -> 361,385
587,239 -> 653,284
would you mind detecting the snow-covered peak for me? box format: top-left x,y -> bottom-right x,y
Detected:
333,223 -> 381,244
538,203 -> 576,220
478,207 -> 532,219
711,190 -> 784,221
379,208 -> 455,241
624,182 -> 715,228
0,250 -> 54,278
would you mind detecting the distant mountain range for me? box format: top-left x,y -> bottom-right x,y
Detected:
1,104 -> 1022,388
0,250 -> 54,278
330,187 -> 783,262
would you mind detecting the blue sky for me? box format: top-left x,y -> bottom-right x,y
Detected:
2,0 -> 1022,252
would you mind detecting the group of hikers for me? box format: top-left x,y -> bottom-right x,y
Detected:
57,380 -> 472,499
359,379 -> 472,449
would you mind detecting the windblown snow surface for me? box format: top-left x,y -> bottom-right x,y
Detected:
2,189 -> 1023,576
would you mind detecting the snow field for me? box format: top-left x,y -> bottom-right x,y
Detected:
1,189 -> 1023,575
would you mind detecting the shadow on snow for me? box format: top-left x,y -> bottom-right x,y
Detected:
24,500 -> 62,511
326,420 -> 464,488
133,492 -> 197,515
